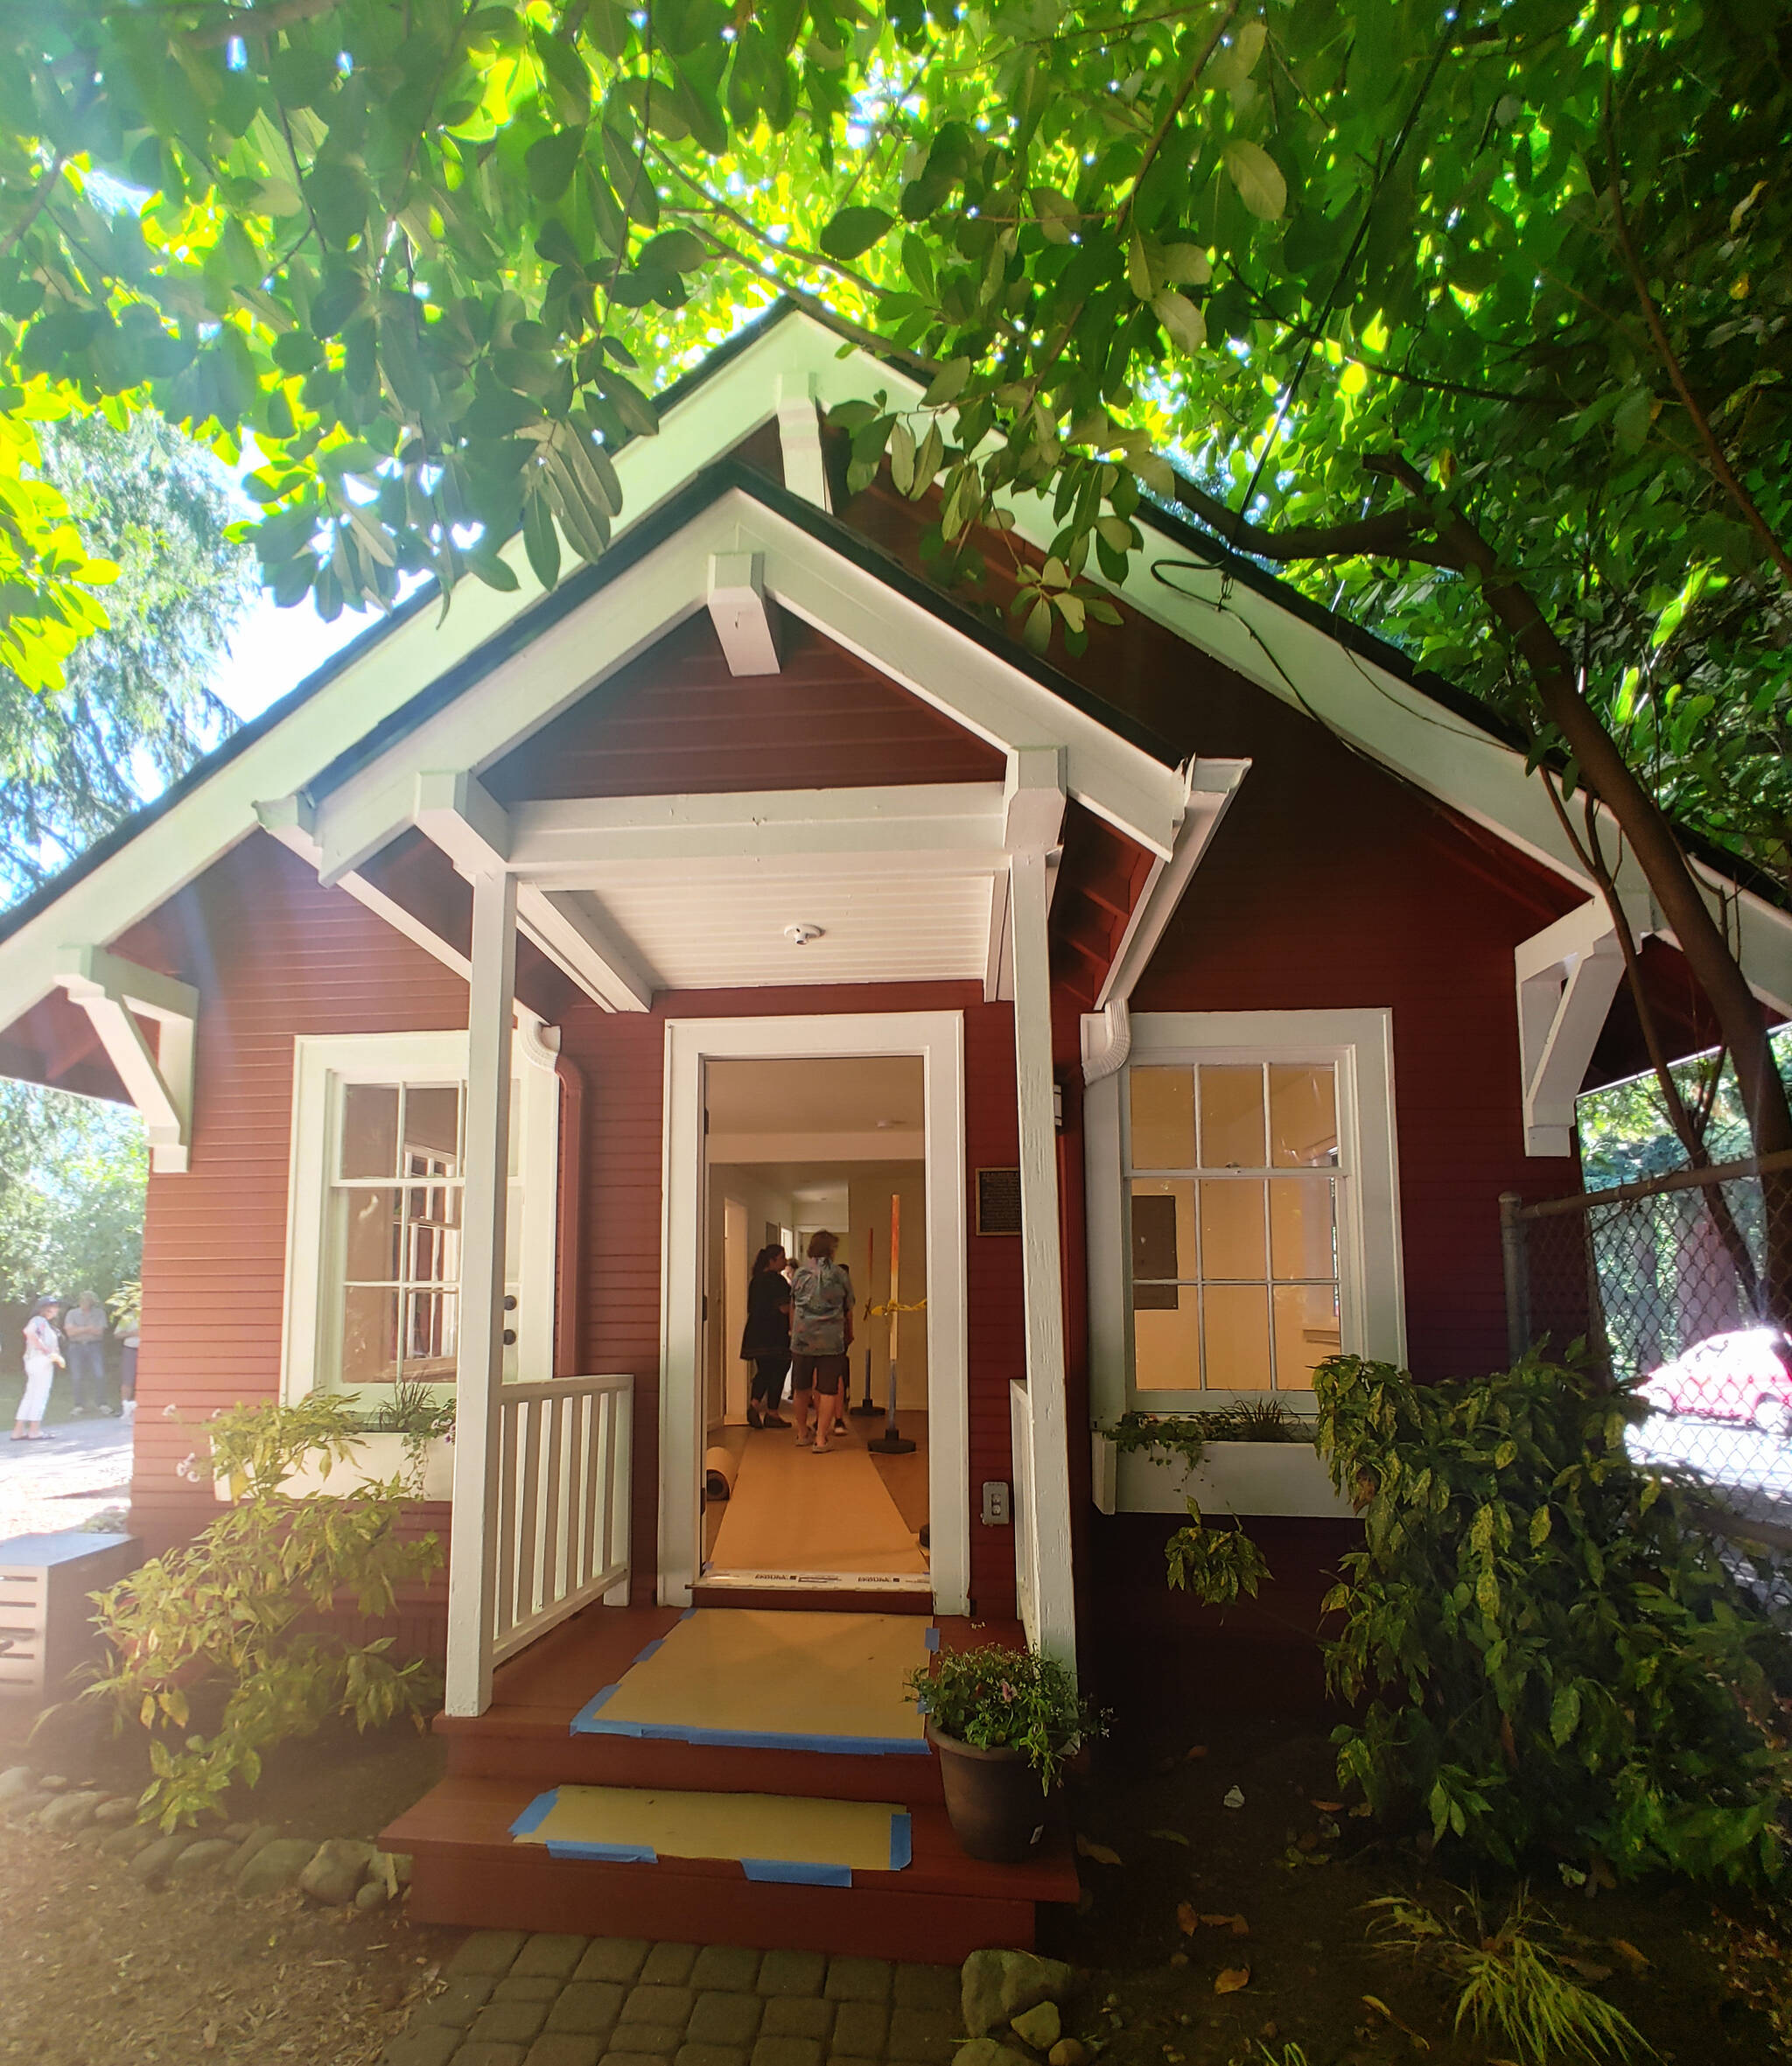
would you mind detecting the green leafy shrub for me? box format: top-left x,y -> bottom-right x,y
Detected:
906,1643 -> 1103,1792
1317,1351 -> 1792,1884
88,1393 -> 444,1829
1367,1886 -> 1648,2063
1166,1502 -> 1273,1607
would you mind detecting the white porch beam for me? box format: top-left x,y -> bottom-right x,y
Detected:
706,551 -> 781,676
57,947 -> 199,1173
415,769 -> 513,877
445,870 -> 518,1719
517,885 -> 656,1012
1516,896 -> 1640,1157
505,782 -> 1008,875
1008,760 -> 1077,1663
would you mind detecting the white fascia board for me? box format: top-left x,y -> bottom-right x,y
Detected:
309,488 -> 1191,868
1095,758 -> 1250,1012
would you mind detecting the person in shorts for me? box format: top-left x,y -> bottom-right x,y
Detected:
788,1230 -> 854,1453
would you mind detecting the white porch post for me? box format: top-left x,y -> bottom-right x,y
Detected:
1006,750 -> 1076,1662
444,870 -> 518,1718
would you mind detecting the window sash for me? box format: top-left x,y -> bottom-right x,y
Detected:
1122,1052 -> 1353,1401
284,1032 -> 560,1404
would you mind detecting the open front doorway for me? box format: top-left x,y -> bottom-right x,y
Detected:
701,1054 -> 930,1595
659,1013 -> 969,1615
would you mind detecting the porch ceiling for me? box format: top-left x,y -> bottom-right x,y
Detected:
563,859 -> 994,991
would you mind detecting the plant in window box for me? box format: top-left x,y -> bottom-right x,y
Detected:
1101,1403 -> 1344,1523
210,1378 -> 456,1502
87,1394 -> 443,1830
905,1643 -> 1104,1862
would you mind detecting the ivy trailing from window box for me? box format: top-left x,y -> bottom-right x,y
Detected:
1314,1350 -> 1792,1887
1166,1502 -> 1274,1607
88,1394 -> 444,1830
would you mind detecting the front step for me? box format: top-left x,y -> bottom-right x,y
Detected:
444,1712 -> 946,1805
382,1775 -> 1076,1961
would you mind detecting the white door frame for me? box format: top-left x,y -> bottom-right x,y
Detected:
659,1012 -> 970,1613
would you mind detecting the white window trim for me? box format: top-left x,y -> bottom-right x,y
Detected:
281,1030 -> 561,1404
1087,1009 -> 1406,1440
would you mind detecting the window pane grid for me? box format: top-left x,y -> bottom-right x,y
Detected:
332,1082 -> 466,1386
1128,1061 -> 1341,1394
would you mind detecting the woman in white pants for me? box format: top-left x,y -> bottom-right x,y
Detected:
14,1296 -> 64,1441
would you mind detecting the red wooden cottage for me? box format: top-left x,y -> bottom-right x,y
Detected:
3,303 -> 1788,1954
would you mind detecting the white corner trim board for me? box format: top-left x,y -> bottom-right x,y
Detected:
1083,1008 -> 1407,1486
657,1012 -> 970,1619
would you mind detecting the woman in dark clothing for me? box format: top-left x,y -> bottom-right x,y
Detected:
739,1244 -> 793,1430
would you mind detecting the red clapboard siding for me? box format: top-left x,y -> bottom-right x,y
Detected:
481,610 -> 1006,802
113,832 -> 471,1551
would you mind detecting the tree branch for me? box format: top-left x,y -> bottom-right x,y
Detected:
1365,447 -> 1792,1194
1169,472 -> 1457,566
1603,155 -> 1792,590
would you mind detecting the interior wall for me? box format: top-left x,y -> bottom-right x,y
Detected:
704,1162 -> 798,1428
846,1166 -> 929,1411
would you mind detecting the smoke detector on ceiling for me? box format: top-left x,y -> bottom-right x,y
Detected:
784,923 -> 825,946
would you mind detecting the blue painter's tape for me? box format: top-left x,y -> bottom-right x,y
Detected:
544,1838 -> 659,1864
509,1789 -> 558,1838
888,1812 -> 913,1872
570,1685 -> 633,1734
632,1636 -> 667,1663
924,1626 -> 941,1651
680,1605 -> 697,1619
740,1857 -> 852,1887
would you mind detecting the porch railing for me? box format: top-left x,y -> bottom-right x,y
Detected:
1009,1377 -> 1039,1646
492,1374 -> 633,1663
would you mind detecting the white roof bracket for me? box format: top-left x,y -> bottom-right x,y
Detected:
1516,895 -> 1647,1156
774,371 -> 833,512
58,946 -> 199,1173
706,551 -> 781,676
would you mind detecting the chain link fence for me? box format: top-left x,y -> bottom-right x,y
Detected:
1502,1148 -> 1792,1615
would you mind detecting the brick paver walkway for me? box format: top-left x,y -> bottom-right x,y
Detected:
386,1936 -> 965,2066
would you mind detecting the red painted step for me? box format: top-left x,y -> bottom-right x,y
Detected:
382,1774 -> 1078,1963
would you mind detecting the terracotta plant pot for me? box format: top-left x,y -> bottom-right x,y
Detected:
928,1722 -> 1056,1863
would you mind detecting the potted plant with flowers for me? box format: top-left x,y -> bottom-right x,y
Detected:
906,1643 -> 1102,1862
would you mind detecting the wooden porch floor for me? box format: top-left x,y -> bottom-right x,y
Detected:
387,1601 -> 1079,1959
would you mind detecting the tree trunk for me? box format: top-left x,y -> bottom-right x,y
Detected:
1378,463 -> 1792,1324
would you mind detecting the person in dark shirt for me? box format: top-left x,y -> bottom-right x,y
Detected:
739,1244 -> 793,1430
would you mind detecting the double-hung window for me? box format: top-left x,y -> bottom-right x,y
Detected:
1087,1010 -> 1405,1424
1129,1058 -> 1344,1393
284,1031 -> 560,1402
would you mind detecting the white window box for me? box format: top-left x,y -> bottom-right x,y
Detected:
214,1431 -> 455,1504
1092,1429 -> 1357,1520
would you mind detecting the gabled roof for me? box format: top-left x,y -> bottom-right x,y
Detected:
2,299 -> 1789,1027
